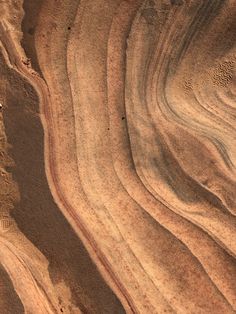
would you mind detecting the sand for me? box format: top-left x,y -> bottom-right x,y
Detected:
0,0 -> 236,313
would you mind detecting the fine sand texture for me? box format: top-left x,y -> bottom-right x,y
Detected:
1,0 -> 236,313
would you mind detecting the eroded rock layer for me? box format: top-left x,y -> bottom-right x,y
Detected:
1,0 -> 236,313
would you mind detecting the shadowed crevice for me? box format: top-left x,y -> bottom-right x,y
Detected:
21,0 -> 43,74
0,265 -> 24,314
0,52 -> 125,314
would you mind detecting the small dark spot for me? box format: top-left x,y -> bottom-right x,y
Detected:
122,117 -> 125,120
141,8 -> 158,25
147,0 -> 155,6
28,27 -> 35,35
202,179 -> 209,186
60,308 -> 64,313
170,0 -> 183,5
107,128 -> 110,130
22,58 -> 31,66
5,166 -> 14,173
68,27 -> 71,30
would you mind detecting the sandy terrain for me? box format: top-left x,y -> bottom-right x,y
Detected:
1,0 -> 236,313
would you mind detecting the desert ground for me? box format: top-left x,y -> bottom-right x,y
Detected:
1,0 -> 236,313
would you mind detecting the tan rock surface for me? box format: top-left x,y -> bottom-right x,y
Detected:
1,0 -> 236,313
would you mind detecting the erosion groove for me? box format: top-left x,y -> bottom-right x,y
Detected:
1,0 -> 236,313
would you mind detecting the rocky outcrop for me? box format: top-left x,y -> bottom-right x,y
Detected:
1,0 -> 236,313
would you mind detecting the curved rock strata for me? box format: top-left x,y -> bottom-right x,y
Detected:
1,0 -> 236,313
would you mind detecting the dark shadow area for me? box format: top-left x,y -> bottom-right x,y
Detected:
21,0 -> 43,74
0,265 -> 24,314
0,52 -> 124,313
